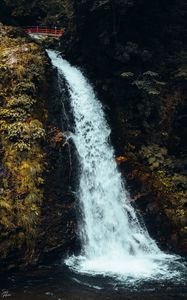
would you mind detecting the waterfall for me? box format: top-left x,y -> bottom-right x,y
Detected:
47,50 -> 180,281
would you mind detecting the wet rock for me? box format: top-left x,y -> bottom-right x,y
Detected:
59,0 -> 187,255
0,25 -> 77,271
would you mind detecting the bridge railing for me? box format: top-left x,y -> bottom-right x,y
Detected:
24,26 -> 65,37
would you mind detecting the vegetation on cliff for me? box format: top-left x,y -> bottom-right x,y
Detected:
0,25 -> 48,268
0,0 -> 186,261
0,0 -> 74,28
60,0 -> 187,254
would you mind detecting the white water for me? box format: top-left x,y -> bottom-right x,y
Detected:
47,50 -> 180,281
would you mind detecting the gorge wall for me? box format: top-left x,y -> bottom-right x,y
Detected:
60,0 -> 187,254
0,0 -> 187,270
0,25 -> 76,271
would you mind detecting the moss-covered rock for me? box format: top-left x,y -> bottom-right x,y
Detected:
116,154 -> 187,255
0,24 -> 48,269
0,25 -> 77,271
1,0 -> 187,258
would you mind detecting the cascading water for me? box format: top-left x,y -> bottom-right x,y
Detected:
47,50 -> 182,281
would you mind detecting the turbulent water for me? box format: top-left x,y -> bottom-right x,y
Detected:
47,50 -> 183,281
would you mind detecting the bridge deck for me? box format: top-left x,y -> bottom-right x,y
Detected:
24,27 -> 65,37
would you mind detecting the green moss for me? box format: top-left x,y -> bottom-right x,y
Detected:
6,95 -> 36,109
0,24 -> 48,266
151,169 -> 187,231
139,144 -> 172,171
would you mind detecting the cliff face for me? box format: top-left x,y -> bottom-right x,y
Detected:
0,0 -> 75,28
0,0 -> 187,264
0,25 -> 76,271
60,0 -> 187,254
0,25 -> 48,269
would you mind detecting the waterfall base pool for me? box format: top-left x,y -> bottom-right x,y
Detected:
0,261 -> 187,300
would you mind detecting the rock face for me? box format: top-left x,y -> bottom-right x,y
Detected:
40,71 -> 78,263
0,1 -> 75,27
0,25 -> 76,271
0,0 -> 187,267
60,0 -> 187,255
0,25 -> 47,270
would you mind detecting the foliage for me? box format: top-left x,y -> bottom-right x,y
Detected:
139,144 -> 171,171
0,24 -> 48,263
7,95 -> 36,110
1,0 -> 68,25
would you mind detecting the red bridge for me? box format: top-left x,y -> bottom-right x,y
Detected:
24,26 -> 65,37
